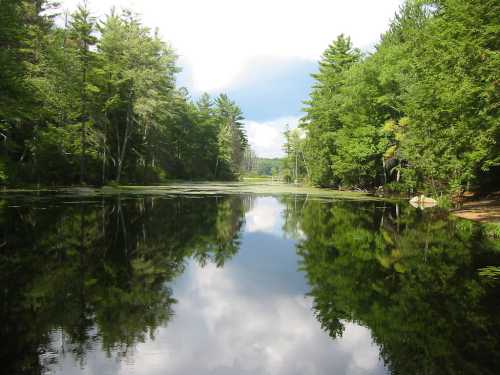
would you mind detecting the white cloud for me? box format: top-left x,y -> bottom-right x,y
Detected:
244,116 -> 300,158
58,0 -> 403,92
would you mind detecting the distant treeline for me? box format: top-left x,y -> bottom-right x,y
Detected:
0,1 -> 248,186
241,151 -> 282,177
292,0 -> 499,194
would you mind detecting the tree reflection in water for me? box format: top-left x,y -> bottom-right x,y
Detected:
0,195 -> 247,374
1,194 -> 499,374
282,198 -> 500,374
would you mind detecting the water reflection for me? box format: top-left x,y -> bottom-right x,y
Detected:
0,195 -> 246,374
286,199 -> 500,374
245,196 -> 283,235
0,194 -> 499,374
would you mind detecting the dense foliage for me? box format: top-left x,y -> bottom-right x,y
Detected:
299,0 -> 499,194
0,1 -> 247,185
255,158 -> 282,176
282,126 -> 307,182
241,153 -> 283,177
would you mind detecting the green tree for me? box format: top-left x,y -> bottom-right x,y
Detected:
298,0 -> 500,194
283,126 -> 307,183
97,10 -> 178,182
0,2 -> 247,186
214,94 -> 247,179
69,1 -> 97,184
301,34 -> 361,187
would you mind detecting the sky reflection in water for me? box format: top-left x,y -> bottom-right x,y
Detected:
48,196 -> 386,375
4,193 -> 498,374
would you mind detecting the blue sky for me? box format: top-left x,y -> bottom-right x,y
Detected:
60,0 -> 404,157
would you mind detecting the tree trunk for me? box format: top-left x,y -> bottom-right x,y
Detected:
116,97 -> 132,183
382,157 -> 387,184
101,134 -> 106,185
301,151 -> 310,180
294,151 -> 298,183
214,158 -> 219,179
80,119 -> 86,184
80,39 -> 88,185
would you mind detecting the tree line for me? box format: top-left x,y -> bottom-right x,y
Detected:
240,149 -> 283,178
0,0 -> 248,186
293,0 -> 499,195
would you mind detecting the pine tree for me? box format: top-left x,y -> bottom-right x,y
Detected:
301,35 -> 361,186
69,1 -> 97,184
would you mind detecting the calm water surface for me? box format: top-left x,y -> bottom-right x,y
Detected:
1,193 -> 499,374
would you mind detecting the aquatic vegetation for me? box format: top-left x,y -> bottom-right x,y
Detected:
0,181 -> 385,200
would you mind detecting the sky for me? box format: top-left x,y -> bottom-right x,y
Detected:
58,0 -> 404,158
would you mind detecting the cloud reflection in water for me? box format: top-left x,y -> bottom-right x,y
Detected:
49,197 -> 387,375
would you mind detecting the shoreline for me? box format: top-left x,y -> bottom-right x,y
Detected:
2,183 -> 500,223
451,197 -> 500,223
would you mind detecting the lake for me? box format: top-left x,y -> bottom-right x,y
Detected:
1,186 -> 499,374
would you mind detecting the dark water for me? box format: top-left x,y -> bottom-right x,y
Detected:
1,193 -> 499,375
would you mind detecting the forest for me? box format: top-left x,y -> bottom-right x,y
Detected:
1,0 -> 498,195
0,0 -> 248,185
286,0 -> 499,195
